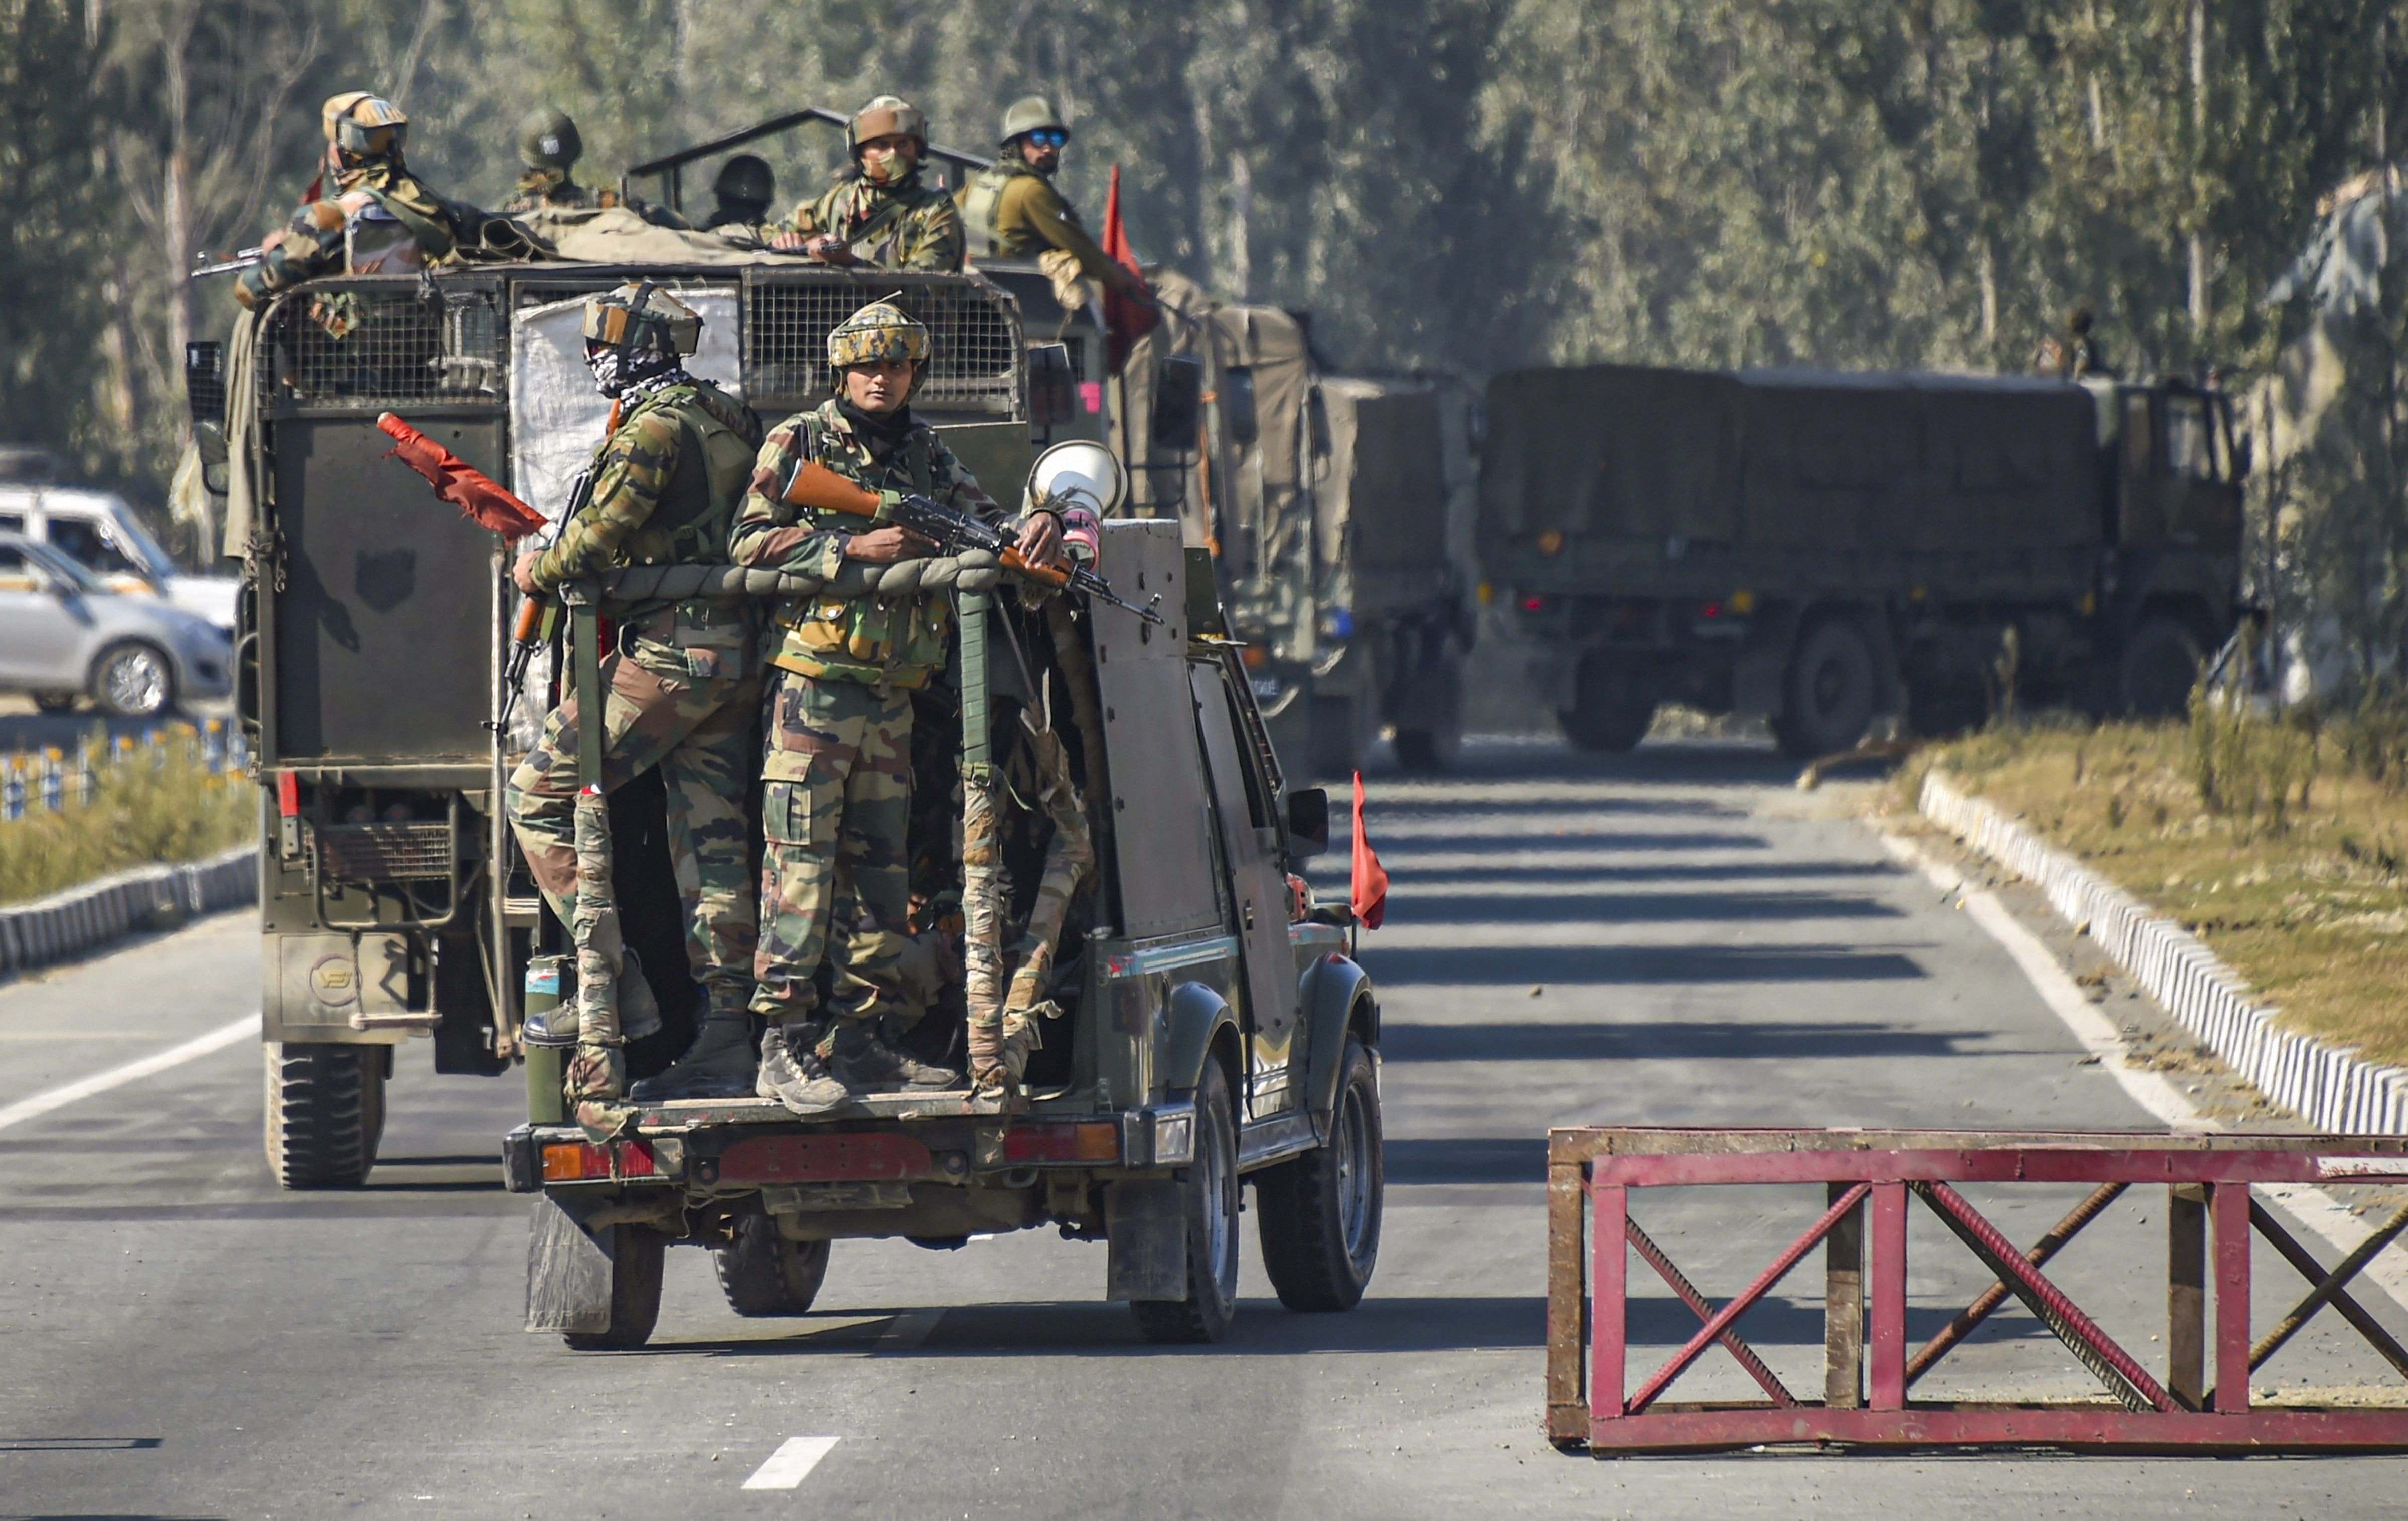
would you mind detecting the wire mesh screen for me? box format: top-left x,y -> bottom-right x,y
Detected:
259,278 -> 507,411
316,821 -> 455,881
745,270 -> 1023,416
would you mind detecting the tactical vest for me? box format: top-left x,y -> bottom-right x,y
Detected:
607,382 -> 762,574
769,404 -> 956,689
959,162 -> 1043,258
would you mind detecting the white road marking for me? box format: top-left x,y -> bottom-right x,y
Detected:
875,1307 -> 945,1353
741,1435 -> 839,1490
1877,827 -> 2408,1310
0,1013 -> 254,1135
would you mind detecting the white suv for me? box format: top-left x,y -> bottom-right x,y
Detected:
0,484 -> 238,632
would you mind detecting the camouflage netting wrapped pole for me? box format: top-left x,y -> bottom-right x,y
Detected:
567,784 -> 634,1133
957,591 -> 1010,1104
999,725 -> 1093,1087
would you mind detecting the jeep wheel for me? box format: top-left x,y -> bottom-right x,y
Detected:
564,1225 -> 666,1350
1779,619 -> 1876,758
264,1042 -> 386,1189
1560,655 -> 1654,754
713,1214 -> 830,1317
1131,1060 -> 1241,1344
1256,1036 -> 1383,1311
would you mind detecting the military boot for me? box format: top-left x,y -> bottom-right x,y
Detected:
628,1005 -> 757,1103
756,1021 -> 853,1115
830,1018 -> 963,1094
616,946 -> 663,1043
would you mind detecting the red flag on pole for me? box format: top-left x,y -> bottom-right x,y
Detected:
1099,164 -> 1158,372
375,412 -> 548,541
1349,771 -> 1387,930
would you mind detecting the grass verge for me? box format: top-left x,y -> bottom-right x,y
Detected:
0,736 -> 257,908
1897,703 -> 2408,1069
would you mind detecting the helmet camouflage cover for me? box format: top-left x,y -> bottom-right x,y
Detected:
847,94 -> 929,155
826,297 -> 930,376
583,281 -> 703,358
1000,95 -> 1067,146
322,91 -> 408,159
518,107 -> 583,170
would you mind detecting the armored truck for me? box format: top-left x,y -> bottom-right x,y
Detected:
198,259 -> 1040,1188
1477,364 -> 2247,755
505,524 -> 1382,1347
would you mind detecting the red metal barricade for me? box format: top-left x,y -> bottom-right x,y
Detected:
1545,1128 -> 2408,1453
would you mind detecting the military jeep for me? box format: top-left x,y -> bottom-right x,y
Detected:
503,524 -> 1384,1346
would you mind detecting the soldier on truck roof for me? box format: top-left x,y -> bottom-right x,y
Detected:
236,92 -> 475,308
958,95 -> 1150,302
770,96 -> 964,271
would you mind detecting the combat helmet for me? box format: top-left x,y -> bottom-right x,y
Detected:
826,298 -> 930,392
583,281 -> 703,360
322,91 -> 408,160
518,107 -> 584,171
1000,95 -> 1068,147
714,154 -> 775,208
847,95 -> 929,156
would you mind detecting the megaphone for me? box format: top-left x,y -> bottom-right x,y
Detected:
1025,439 -> 1127,518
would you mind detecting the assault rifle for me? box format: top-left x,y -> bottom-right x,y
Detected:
777,458 -> 1165,625
190,246 -> 265,280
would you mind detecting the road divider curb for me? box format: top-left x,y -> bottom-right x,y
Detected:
0,845 -> 256,979
1920,771 -> 2408,1136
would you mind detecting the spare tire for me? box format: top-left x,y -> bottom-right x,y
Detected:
1560,655 -> 1656,754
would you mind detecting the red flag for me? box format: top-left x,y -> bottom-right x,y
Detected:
375,412 -> 547,541
1100,164 -> 1158,372
1349,771 -> 1387,930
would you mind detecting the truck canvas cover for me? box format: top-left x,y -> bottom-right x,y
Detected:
1479,364 -> 2103,564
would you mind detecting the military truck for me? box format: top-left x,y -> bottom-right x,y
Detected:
1477,365 -> 2247,755
505,524 -> 1382,1347
196,257 -> 1040,1188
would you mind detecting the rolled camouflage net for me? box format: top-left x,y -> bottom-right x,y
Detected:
999,726 -> 1094,1087
567,787 -> 637,1136
960,759 -> 1009,1102
583,549 -> 1004,611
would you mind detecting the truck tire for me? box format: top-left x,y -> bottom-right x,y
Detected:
1309,691 -> 1369,779
1561,656 -> 1655,754
1131,1060 -> 1241,1344
563,1225 -> 666,1350
2119,616 -> 2205,719
1255,1036 -> 1383,1312
712,1214 -> 830,1317
1779,619 -> 1876,758
263,1042 -> 386,1190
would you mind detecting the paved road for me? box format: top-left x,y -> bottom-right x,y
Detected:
4,738 -> 2403,1518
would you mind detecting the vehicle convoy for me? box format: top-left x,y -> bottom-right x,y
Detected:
507,523 -> 1382,1347
1477,364 -> 2247,755
0,530 -> 233,718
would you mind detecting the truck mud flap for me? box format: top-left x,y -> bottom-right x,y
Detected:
1106,1179 -> 1187,1302
525,1195 -> 614,1335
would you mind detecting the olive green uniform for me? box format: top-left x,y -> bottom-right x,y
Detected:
957,160 -> 1118,279
505,379 -> 765,1013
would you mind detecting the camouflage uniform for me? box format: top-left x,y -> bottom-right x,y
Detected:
730,397 -> 1002,1029
783,174 -> 964,271
505,376 -> 765,1013
501,168 -> 598,214
237,93 -> 469,309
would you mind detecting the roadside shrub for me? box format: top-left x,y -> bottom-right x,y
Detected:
0,734 -> 255,906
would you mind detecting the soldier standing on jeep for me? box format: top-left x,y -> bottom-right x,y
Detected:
505,283 -> 766,1107
730,298 -> 1063,1113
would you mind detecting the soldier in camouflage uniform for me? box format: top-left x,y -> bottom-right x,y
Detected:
502,107 -> 597,213
237,93 -> 474,309
505,282 -> 766,1103
731,298 -> 1063,1112
770,96 -> 963,271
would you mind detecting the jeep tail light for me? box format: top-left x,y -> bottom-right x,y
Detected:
541,1140 -> 656,1181
1001,1123 -> 1119,1164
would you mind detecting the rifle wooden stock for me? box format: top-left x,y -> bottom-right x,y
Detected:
779,459 -> 884,519
512,595 -> 546,644
1000,544 -> 1070,588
